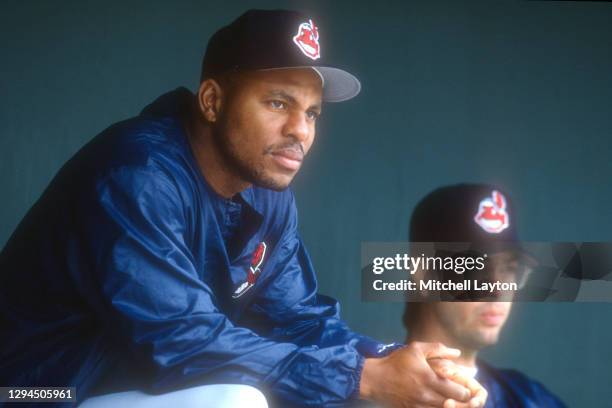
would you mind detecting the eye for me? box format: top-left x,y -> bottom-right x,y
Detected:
269,100 -> 286,110
499,263 -> 519,277
306,110 -> 320,121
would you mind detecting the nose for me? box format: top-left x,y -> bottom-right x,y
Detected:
282,110 -> 311,144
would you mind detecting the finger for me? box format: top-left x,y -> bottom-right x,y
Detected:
469,386 -> 488,408
428,358 -> 458,379
450,403 -> 473,408
436,365 -> 481,393
427,360 -> 472,402
414,387 -> 449,408
462,376 -> 486,397
415,341 -> 461,360
451,401 -> 485,408
428,359 -> 487,407
451,375 -> 488,407
448,386 -> 488,408
453,397 -> 486,408
444,399 -> 457,408
429,376 -> 471,403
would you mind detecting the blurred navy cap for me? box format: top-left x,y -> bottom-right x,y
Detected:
410,184 -> 519,247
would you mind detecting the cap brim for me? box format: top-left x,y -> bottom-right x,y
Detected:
471,241 -> 539,269
258,66 -> 361,103
312,67 -> 361,102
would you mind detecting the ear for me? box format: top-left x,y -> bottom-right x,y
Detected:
197,78 -> 224,123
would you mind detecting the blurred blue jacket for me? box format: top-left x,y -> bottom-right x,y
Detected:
477,360 -> 567,408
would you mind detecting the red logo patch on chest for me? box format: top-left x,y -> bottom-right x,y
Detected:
232,242 -> 267,299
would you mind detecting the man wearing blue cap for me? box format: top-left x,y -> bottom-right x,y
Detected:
403,184 -> 567,407
0,10 -> 486,408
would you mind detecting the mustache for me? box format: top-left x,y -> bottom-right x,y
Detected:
264,143 -> 304,156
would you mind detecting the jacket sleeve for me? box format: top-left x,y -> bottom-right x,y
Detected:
247,192 -> 402,358
81,164 -> 364,407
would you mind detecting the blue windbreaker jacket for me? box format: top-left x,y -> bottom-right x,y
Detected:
477,360 -> 567,408
0,88 -> 398,407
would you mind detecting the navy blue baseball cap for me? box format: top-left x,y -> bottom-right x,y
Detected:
410,184 -> 521,253
201,9 -> 361,102
408,184 -> 538,304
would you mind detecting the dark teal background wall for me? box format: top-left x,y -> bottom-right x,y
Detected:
1,1 -> 611,406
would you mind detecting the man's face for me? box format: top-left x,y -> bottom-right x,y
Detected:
430,252 -> 525,350
433,301 -> 512,351
212,68 -> 323,191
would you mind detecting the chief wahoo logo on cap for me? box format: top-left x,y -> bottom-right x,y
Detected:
293,19 -> 320,60
232,242 -> 267,299
474,190 -> 510,234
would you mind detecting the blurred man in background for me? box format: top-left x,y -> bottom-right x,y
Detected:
403,184 -> 567,408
